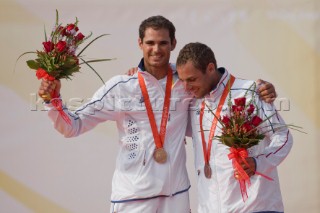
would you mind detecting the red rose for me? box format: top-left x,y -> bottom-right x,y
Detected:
42,41 -> 54,53
57,26 -> 66,36
66,24 -> 78,31
232,105 -> 244,112
251,115 -> 263,126
247,104 -> 255,115
55,41 -> 67,52
75,32 -> 85,40
242,122 -> 253,132
234,97 -> 246,106
66,24 -> 79,35
222,115 -> 231,126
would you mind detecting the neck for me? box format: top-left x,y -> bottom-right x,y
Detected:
210,69 -> 223,91
145,65 -> 169,80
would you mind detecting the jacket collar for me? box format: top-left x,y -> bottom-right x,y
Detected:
207,67 -> 231,98
137,58 -> 177,75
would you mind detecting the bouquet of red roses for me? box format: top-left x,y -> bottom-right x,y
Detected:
207,82 -> 304,201
219,96 -> 265,149
210,94 -> 268,201
17,10 -> 112,124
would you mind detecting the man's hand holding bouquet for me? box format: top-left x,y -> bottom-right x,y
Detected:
206,81 -> 305,202
17,10 -> 112,124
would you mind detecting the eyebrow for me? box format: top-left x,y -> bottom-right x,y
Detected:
184,76 -> 197,82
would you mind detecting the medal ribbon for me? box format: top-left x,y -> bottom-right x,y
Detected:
199,75 -> 235,164
138,67 -> 173,149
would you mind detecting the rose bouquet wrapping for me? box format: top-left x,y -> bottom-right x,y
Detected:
17,10 -> 113,124
206,82 -> 305,201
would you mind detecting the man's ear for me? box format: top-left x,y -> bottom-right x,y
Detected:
138,38 -> 143,50
207,62 -> 216,73
171,38 -> 177,51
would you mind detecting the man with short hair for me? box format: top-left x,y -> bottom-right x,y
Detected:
40,15 -> 192,213
176,42 -> 292,213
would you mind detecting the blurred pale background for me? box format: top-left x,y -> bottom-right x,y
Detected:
1,0 -> 319,212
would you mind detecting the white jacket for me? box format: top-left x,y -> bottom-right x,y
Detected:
45,64 -> 193,202
189,68 -> 293,213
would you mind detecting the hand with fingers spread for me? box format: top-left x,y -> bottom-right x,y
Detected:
234,157 -> 256,180
38,79 -> 61,102
256,79 -> 277,104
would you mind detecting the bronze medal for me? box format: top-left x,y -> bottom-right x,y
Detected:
204,163 -> 212,179
153,148 -> 167,164
138,70 -> 173,166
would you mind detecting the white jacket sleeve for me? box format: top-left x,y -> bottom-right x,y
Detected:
45,77 -> 120,138
253,98 -> 293,174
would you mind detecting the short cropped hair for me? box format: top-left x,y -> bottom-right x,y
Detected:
176,42 -> 217,73
139,15 -> 176,43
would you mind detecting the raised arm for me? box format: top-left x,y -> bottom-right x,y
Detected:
39,77 -> 120,138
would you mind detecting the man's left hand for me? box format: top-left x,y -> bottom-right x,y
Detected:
234,157 -> 256,179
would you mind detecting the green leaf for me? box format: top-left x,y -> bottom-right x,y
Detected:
75,17 -> 79,26
55,9 -> 59,26
26,60 -> 40,69
44,25 -> 47,42
77,34 -> 109,57
205,102 -> 225,127
79,58 -> 115,65
80,58 -> 105,84
14,51 -> 37,73
16,51 -> 36,62
82,32 -> 93,42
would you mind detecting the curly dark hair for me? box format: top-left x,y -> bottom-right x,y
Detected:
139,15 -> 176,43
176,42 -> 217,73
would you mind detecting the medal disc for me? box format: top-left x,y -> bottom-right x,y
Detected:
204,163 -> 212,179
153,148 -> 167,164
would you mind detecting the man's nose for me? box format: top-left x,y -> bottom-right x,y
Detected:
183,81 -> 192,91
154,45 -> 160,52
